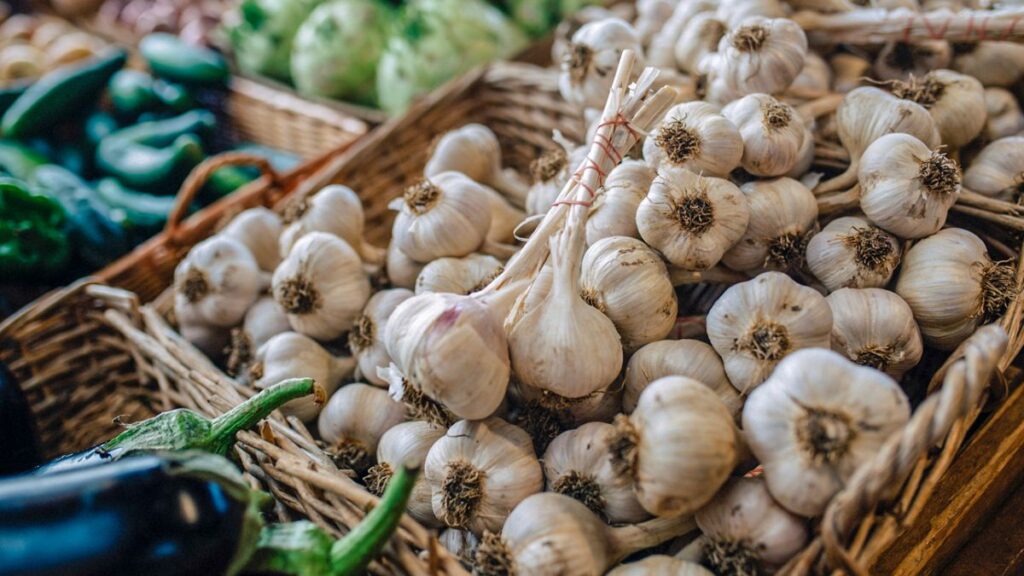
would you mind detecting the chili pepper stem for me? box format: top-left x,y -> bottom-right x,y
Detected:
206,377 -> 322,455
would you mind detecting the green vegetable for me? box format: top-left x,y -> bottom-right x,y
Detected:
0,177 -> 69,277
2,49 -> 128,138
233,142 -> 301,171
84,111 -> 120,145
109,69 -> 161,119
139,33 -> 230,86
95,177 -> 180,232
53,141 -> 93,179
290,0 -> 391,106
0,139 -> 48,180
225,0 -> 321,82
152,79 -> 195,112
206,166 -> 259,200
376,0 -> 527,115
507,0 -> 559,37
0,82 -> 29,118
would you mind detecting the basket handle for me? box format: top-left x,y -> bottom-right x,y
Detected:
165,152 -> 280,237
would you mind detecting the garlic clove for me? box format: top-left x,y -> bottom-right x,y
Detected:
390,172 -> 494,262
559,18 -> 645,110
174,235 -> 263,328
827,288 -> 923,380
350,288 -> 413,387
721,177 -> 817,273
527,145 -> 588,217
586,159 -> 654,246
785,52 -> 831,101
623,339 -> 740,418
806,216 -> 902,292
252,332 -> 353,421
963,135 -> 1024,199
317,383 -> 406,473
220,207 -> 283,272
415,253 -> 504,296
643,101 -> 743,177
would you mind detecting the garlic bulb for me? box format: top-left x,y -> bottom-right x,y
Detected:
643,102 -> 743,176
707,271 -> 833,393
827,288 -> 923,379
559,18 -> 644,110
743,348 -> 911,516
710,17 -> 808,96
647,0 -> 716,69
722,178 -> 817,273
585,160 -> 653,246
226,296 -> 291,377
415,253 -> 504,296
350,288 -> 413,386
173,235 -> 263,328
580,236 -> 677,353
634,0 -> 675,46
425,124 -> 530,207
390,172 -> 494,262
637,167 -> 749,271
609,376 -> 738,517
439,529 -> 479,563
873,41 -> 952,82
317,383 -> 406,472
723,93 -> 809,177
831,53 -> 871,93
952,41 -> 1024,87
695,477 -> 808,573
608,557 -> 713,576
279,185 -> 382,263
623,339 -> 741,418
889,69 -> 985,149
386,242 -> 424,290
220,207 -> 282,271
896,228 -> 1018,350
424,417 -> 543,534
984,88 -> 1024,140
672,12 -> 727,75
806,216 -> 902,292
527,145 -> 588,217
365,420 -> 446,526
543,422 -> 649,524
963,136 -> 1024,198
252,332 -> 353,421
858,133 -> 961,239
272,232 -> 371,341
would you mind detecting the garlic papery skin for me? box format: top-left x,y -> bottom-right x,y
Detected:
873,41 -> 952,82
390,172 -> 494,262
858,133 -> 961,239
711,17 -> 808,97
806,216 -> 903,292
528,146 -> 588,217
707,271 -> 833,394
723,93 -> 808,177
643,102 -> 743,177
252,332 -> 353,421
365,420 -> 446,526
424,124 -> 529,208
827,288 -> 923,379
889,69 -> 986,149
609,376 -> 738,517
715,0 -> 786,29
480,185 -> 526,245
350,288 -> 413,387
424,417 -> 542,534
721,178 -> 817,273
637,167 -> 749,272
559,18 -> 644,110
173,235 -> 263,328
317,383 -> 406,473
272,232 -> 371,341
415,254 -> 504,296
608,557 -> 713,576
952,41 -> 1024,87
226,296 -> 291,377
963,136 -> 1024,198
386,242 -> 424,290
220,207 -> 283,271
585,160 -> 653,246
623,339 -> 741,418
742,348 -> 911,517
695,477 -> 808,573
785,52 -> 831,101
543,421 -> 649,524
439,529 -> 479,563
672,12 -> 727,75
279,185 -> 382,263
984,88 -> 1024,141
647,0 -> 717,69
580,236 -> 677,353
895,228 -> 1018,350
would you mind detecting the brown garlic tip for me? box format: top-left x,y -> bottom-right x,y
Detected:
470,265 -> 504,295
918,151 -> 960,197
331,437 -> 370,473
843,225 -> 897,272
283,195 -> 311,224
796,408 -> 853,464
400,380 -> 458,427
608,414 -> 640,478
276,276 -> 321,315
566,43 -> 593,82
181,267 -> 210,303
348,313 -> 375,353
761,100 -> 792,131
675,188 -> 715,236
531,148 -> 568,183
551,470 -> 606,518
704,538 -> 764,576
853,343 -> 899,372
765,231 -> 810,269
580,287 -> 607,313
732,25 -> 768,52
737,321 -> 791,362
656,119 -> 703,165
225,328 -> 252,377
891,74 -> 945,108
440,460 -> 485,529
404,179 -> 443,215
474,531 -> 515,576
978,260 -> 1019,323
364,462 -> 393,496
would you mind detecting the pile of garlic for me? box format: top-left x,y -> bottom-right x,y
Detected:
170,5 -> 1024,573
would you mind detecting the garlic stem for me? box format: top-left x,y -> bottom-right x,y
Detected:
796,92 -> 843,122
609,515 -> 698,564
815,165 -> 859,195
816,184 -> 861,216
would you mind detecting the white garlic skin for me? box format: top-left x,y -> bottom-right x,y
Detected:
723,93 -> 807,177
623,339 -> 741,418
424,417 -> 543,534
952,41 -> 1024,87
647,0 -> 716,69
527,146 -> 588,217
438,528 -> 479,562
743,348 -> 910,517
707,271 -> 833,394
350,288 -> 413,387
872,41 -> 952,82
317,383 -> 406,464
608,557 -> 714,576
806,216 -> 902,292
984,88 -> 1024,141
386,242 -> 424,290
722,177 -> 818,273
643,101 -> 743,177
827,288 -> 924,380
220,207 -> 283,271
370,420 -> 446,526
672,12 -> 727,74
586,160 -> 653,246
272,232 -> 371,341
241,296 -> 291,352
424,123 -> 529,207
711,17 -> 808,97
415,253 -> 503,296
390,172 -> 493,262
279,185 -> 376,261
559,18 -> 644,110
911,69 -> 986,149
786,52 -> 831,100
637,167 -> 750,271
254,332 -> 350,421
858,133 -> 960,239
835,86 -> 941,168
963,136 -> 1024,198
174,235 -> 262,328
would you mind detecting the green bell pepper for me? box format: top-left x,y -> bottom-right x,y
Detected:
0,177 -> 69,277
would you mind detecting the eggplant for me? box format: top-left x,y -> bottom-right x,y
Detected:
0,361 -> 42,475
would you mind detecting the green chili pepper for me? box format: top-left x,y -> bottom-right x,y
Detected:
0,177 -> 69,277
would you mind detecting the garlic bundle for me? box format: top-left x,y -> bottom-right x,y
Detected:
647,0 -> 716,69
889,69 -> 985,149
963,136 -> 1024,198
528,145 -> 588,217
424,417 -> 543,534
390,172 -> 494,262
386,242 -> 424,290
722,178 -> 817,273
252,332 -> 353,421
873,41 -> 952,82
623,339 -> 741,418
608,557 -> 713,576
707,272 -> 833,393
174,235 -> 263,328
559,18 -> 644,109
350,288 -> 413,386
642,102 -> 743,176
827,288 -> 923,379
585,160 -> 653,245
672,12 -> 726,75
272,232 -> 371,341
896,228 -> 1018,350
806,216 -> 902,292
415,254 -> 504,296
610,376 -> 738,517
580,236 -> 677,352
220,207 -> 283,271
279,185 -> 382,263
709,17 -> 808,97
317,383 -> 406,472
226,296 -> 291,377
858,133 -> 960,239
831,53 -> 871,93
984,88 -> 1024,141
723,93 -> 809,177
543,422 -> 649,524
743,348 -> 911,516
694,477 -> 809,573
366,420 -> 446,526
637,167 -> 749,271
424,124 -> 530,208
952,41 -> 1024,87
